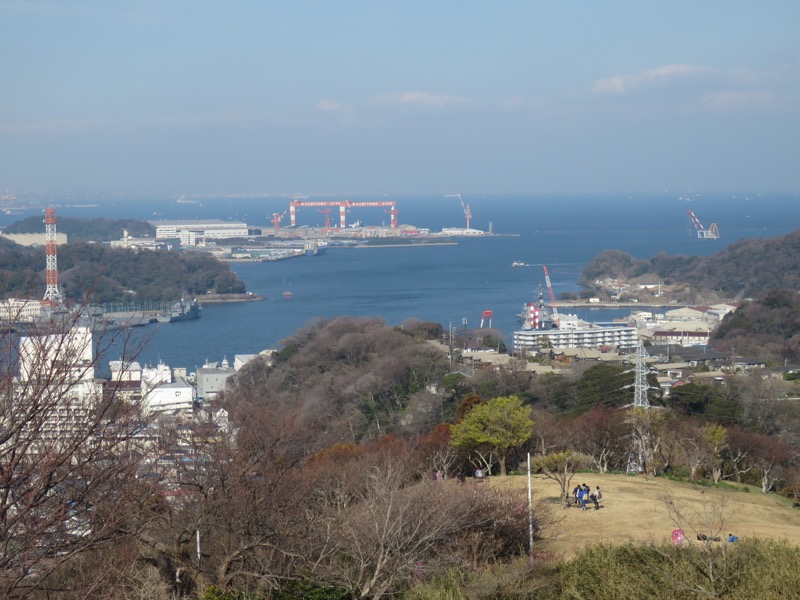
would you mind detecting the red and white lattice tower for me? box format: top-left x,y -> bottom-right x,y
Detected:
42,207 -> 63,305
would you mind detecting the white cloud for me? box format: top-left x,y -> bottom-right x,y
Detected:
367,91 -> 472,109
593,64 -> 716,94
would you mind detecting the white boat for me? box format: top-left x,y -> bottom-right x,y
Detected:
512,261 -> 525,267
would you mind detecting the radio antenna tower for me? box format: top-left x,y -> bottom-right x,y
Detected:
42,207 -> 63,306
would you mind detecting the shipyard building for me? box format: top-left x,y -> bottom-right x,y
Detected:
149,219 -> 248,245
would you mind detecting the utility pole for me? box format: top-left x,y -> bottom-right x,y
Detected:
448,322 -> 454,366
527,452 -> 534,561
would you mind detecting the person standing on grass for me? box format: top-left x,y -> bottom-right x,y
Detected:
591,486 -> 602,509
578,485 -> 588,511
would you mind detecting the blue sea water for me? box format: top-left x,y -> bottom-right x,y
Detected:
3,192 -> 798,371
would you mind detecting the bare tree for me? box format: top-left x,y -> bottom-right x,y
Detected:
0,309 -> 152,598
533,451 -> 591,507
307,450 -> 540,599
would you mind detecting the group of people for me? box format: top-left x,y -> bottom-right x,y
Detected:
571,483 -> 602,510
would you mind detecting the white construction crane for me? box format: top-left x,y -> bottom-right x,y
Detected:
445,193 -> 472,229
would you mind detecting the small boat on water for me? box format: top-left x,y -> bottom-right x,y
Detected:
512,261 -> 525,267
157,299 -> 201,323
282,290 -> 293,299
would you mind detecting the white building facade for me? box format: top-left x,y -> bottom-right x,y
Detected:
150,220 -> 248,244
513,323 -> 639,353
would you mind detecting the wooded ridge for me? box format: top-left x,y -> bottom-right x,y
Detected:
580,228 -> 800,301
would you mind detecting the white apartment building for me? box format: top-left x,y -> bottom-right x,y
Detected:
513,323 -> 639,353
0,298 -> 43,323
16,326 -> 102,437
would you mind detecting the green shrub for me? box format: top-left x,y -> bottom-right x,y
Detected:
402,539 -> 800,599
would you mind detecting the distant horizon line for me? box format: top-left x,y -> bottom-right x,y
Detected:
4,189 -> 797,201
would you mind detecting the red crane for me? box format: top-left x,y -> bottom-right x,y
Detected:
542,265 -> 560,327
271,210 -> 287,231
317,208 -> 332,228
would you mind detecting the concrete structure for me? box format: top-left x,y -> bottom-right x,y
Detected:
142,378 -> 194,415
149,220 -> 248,244
110,360 -> 142,382
650,321 -> 712,347
18,325 -> 95,384
16,326 -> 102,436
0,298 -> 43,322
440,227 -> 486,236
196,357 -> 235,400
109,230 -> 170,251
513,322 -> 639,353
138,361 -> 195,415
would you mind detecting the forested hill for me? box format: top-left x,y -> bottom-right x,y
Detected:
580,228 -> 800,300
0,242 -> 245,304
3,215 -> 154,242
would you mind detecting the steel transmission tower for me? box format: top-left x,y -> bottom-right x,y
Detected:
632,341 -> 651,408
627,340 -> 652,473
42,207 -> 63,305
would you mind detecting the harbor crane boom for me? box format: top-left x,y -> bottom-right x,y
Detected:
271,210 -> 287,231
542,265 -> 559,327
445,193 -> 472,229
687,210 -> 721,239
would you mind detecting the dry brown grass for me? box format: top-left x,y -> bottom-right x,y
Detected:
490,472 -> 800,558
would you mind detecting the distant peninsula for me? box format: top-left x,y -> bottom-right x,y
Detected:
579,228 -> 800,304
0,237 -> 247,305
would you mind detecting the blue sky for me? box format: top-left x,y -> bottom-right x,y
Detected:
1,1 -> 799,197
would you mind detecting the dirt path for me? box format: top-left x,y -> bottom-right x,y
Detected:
497,473 -> 800,557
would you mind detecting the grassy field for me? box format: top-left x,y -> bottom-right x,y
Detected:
498,472 -> 800,557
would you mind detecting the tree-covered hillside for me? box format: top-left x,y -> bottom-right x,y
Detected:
0,242 -> 245,303
226,317 -> 452,442
713,288 -> 800,361
581,229 -> 800,300
3,215 -> 155,242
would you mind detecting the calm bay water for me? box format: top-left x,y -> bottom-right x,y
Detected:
3,192 -> 798,371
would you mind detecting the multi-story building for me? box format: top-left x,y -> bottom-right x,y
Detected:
513,321 -> 639,353
149,220 -> 248,245
16,325 -> 102,438
0,298 -> 43,323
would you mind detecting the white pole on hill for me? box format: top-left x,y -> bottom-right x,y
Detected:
527,452 -> 534,560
